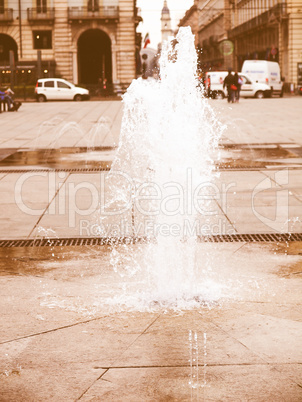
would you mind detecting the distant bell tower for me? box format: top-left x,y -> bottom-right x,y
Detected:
161,0 -> 173,43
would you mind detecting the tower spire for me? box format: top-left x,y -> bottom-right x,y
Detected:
161,0 -> 173,43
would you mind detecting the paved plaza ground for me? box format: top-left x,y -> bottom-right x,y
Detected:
0,97 -> 301,401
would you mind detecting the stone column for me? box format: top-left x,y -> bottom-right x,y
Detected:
111,39 -> 118,84
224,0 -> 234,69
72,50 -> 78,85
116,0 -> 136,85
53,0 -> 72,80
287,0 -> 302,88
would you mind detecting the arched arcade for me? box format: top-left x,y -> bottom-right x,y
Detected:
0,34 -> 18,65
77,29 -> 112,86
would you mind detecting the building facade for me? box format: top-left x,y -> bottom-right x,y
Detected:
178,0 -> 199,47
178,0 -> 234,72
178,0 -> 302,88
198,0 -> 226,71
228,0 -> 302,88
0,0 -> 140,90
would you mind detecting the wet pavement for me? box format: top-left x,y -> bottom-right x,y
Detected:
0,147 -> 114,170
0,98 -> 301,401
218,143 -> 302,169
1,143 -> 302,171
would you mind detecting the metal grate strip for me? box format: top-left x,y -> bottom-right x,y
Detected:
1,233 -> 302,248
0,167 -> 111,174
0,166 -> 302,174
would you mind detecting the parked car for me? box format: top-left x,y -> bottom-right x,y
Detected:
205,71 -> 271,99
35,78 -> 90,102
241,60 -> 283,97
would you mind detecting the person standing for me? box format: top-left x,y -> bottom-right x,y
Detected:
223,69 -> 235,103
206,74 -> 211,98
234,72 -> 243,102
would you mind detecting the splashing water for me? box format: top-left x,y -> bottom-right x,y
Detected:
189,330 -> 199,396
102,27 -> 224,309
86,116 -> 116,150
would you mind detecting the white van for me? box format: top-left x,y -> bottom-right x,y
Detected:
35,78 -> 90,102
205,71 -> 271,99
241,60 -> 283,96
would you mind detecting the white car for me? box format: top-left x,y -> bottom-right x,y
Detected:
35,78 -> 90,102
205,71 -> 272,99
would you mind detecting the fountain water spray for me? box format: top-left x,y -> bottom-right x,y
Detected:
103,27 -> 224,309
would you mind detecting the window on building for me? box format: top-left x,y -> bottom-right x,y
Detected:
87,0 -> 99,12
36,0 -> 47,13
33,31 -> 52,49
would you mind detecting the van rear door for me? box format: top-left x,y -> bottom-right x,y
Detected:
268,62 -> 282,92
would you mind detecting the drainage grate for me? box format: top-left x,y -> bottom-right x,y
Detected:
1,233 -> 302,248
0,237 -> 147,248
0,167 -> 111,174
218,165 -> 302,171
199,233 -> 302,243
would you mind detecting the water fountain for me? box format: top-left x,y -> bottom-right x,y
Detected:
101,27 -> 225,309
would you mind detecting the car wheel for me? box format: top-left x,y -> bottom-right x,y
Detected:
37,94 -> 46,102
255,91 -> 264,99
74,94 -> 82,102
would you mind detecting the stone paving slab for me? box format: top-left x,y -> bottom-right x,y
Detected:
1,361 -> 106,402
213,98 -> 302,146
0,169 -> 301,239
0,101 -> 123,150
79,365 -> 302,402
